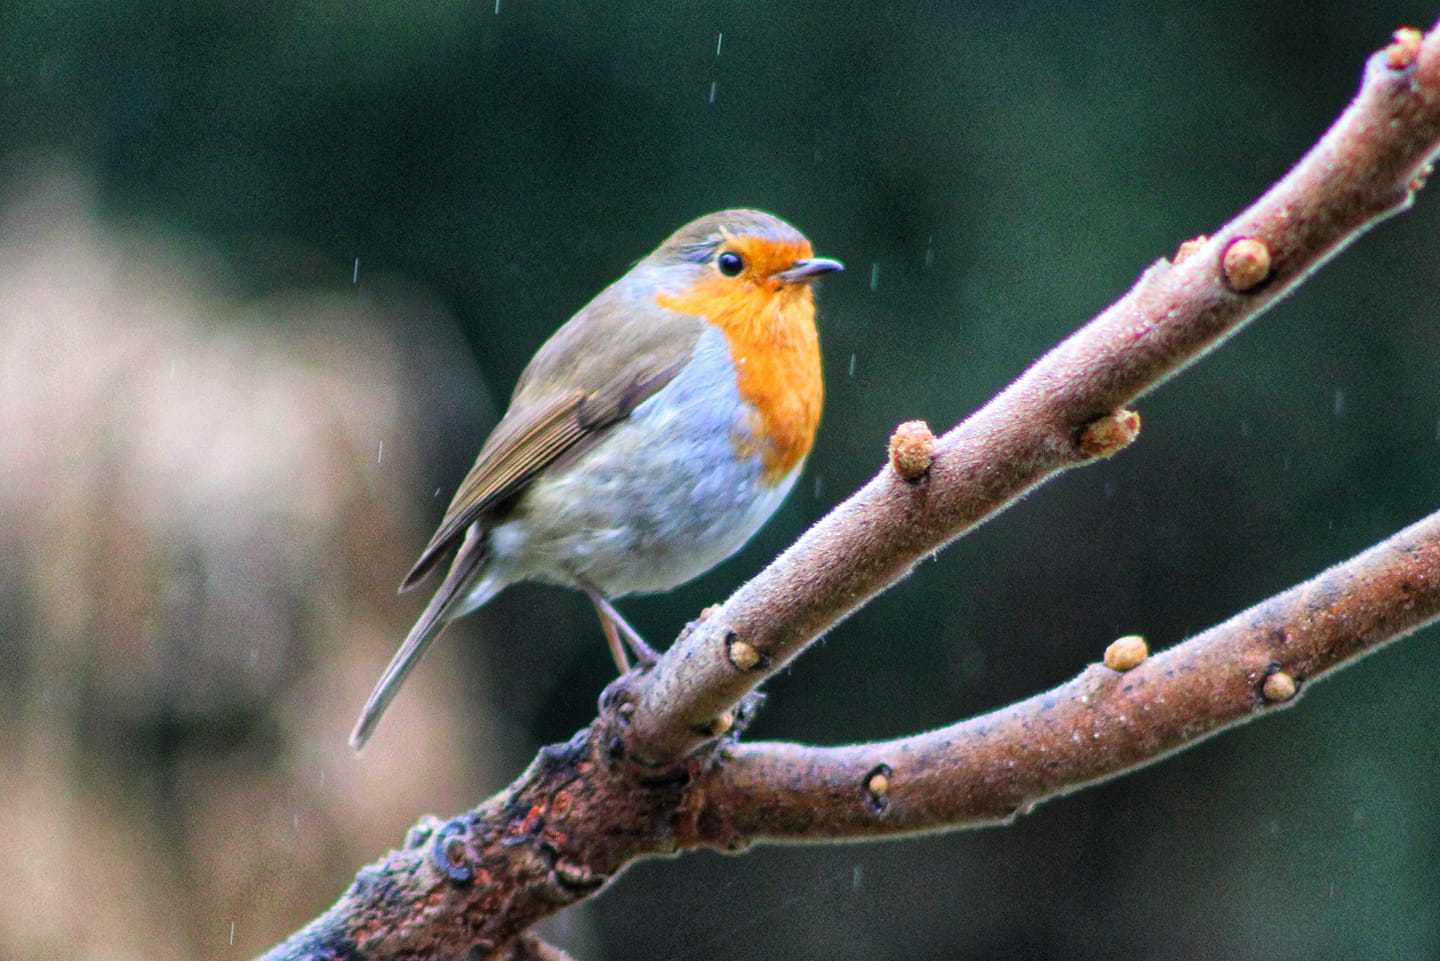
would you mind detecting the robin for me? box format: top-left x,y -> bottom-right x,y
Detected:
351,209 -> 842,749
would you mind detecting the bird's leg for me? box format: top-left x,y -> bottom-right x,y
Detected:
577,581 -> 658,669
593,598 -> 630,673
596,613 -> 630,674
594,594 -> 660,667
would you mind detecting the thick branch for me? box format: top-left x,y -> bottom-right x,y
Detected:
691,509 -> 1440,843
627,23 -> 1440,761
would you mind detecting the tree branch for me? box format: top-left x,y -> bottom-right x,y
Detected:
261,505 -> 1440,961
626,22 -> 1440,761
691,508 -> 1440,844
257,23 -> 1440,961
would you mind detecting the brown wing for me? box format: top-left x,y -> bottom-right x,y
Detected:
400,285 -> 706,590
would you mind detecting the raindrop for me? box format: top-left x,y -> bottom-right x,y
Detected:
378,441 -> 384,464
495,0 -> 501,13
813,475 -> 824,499
851,864 -> 863,890
1333,388 -> 1345,417
848,353 -> 856,377
352,257 -> 360,285
715,32 -> 723,58
230,921 -> 236,946
434,487 -> 443,498
708,80 -> 717,104
869,262 -> 880,291
924,236 -> 934,268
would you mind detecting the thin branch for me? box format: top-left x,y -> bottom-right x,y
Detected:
626,23 -> 1440,762
690,508 -> 1440,844
257,23 -> 1440,961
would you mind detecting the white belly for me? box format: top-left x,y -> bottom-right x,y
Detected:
486,325 -> 800,597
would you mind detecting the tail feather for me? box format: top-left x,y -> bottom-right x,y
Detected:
350,536 -> 489,751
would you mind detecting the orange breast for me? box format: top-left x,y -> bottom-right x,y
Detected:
658,274 -> 823,485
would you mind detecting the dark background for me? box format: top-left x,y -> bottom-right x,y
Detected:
3,3 -> 1439,959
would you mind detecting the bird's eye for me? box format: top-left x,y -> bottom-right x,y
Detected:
717,251 -> 744,277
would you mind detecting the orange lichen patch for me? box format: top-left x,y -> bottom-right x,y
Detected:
658,238 -> 824,484
1387,27 -> 1422,70
350,917 -> 388,947
1410,162 -> 1434,194
506,803 -> 546,839
1173,235 -> 1208,264
1080,409 -> 1141,458
1223,237 -> 1272,291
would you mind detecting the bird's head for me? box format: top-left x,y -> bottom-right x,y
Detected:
645,209 -> 843,334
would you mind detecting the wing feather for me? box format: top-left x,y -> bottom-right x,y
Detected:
400,293 -> 705,591
400,391 -> 586,589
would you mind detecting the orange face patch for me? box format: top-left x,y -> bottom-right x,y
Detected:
720,233 -> 815,289
657,235 -> 824,484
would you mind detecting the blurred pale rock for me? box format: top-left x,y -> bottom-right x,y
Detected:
0,170 -> 501,961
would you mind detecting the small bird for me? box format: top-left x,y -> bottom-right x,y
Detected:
351,209 -> 842,749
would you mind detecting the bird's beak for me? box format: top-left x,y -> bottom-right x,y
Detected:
776,257 -> 845,284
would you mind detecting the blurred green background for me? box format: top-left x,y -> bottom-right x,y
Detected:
3,2 -> 1440,960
